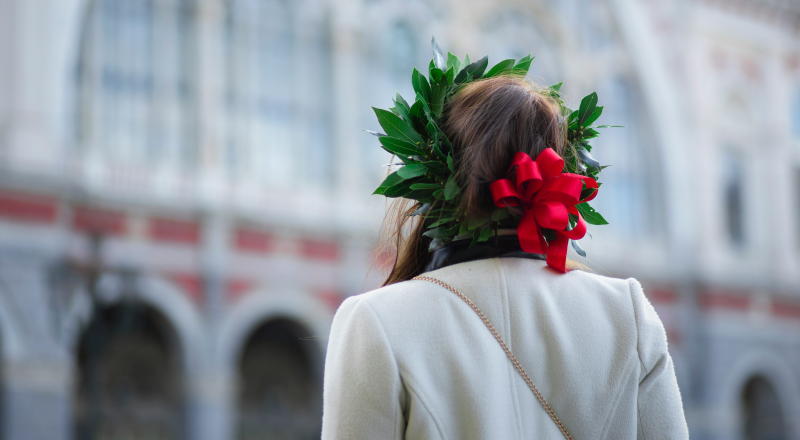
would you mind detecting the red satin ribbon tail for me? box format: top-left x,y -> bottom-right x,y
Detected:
546,235 -> 569,273
517,210 -> 547,255
561,210 -> 587,240
546,209 -> 588,273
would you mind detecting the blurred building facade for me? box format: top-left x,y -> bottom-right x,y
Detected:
0,0 -> 798,439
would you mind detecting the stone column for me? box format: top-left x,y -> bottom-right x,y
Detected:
185,2 -> 235,440
186,369 -> 235,440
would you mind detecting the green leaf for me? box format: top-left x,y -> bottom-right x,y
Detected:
454,56 -> 488,84
428,208 -> 457,219
395,92 -> 411,110
567,109 -> 579,124
373,171 -> 405,195
483,59 -> 516,78
583,106 -> 603,127
512,54 -> 534,76
478,225 -> 494,241
430,66 -> 444,84
428,216 -> 457,228
594,124 -> 625,128
468,215 -> 490,231
409,183 -> 442,190
410,116 -> 430,140
373,107 -> 425,145
412,68 -> 431,102
426,119 -> 437,138
491,209 -> 510,222
416,92 -> 434,120
379,137 -> 424,158
383,180 -> 415,197
462,54 -> 470,70
392,101 -> 411,124
421,161 -> 447,176
403,189 -> 436,201
576,202 -> 609,225
439,132 -> 452,155
580,187 -> 598,200
582,128 -> 599,140
423,226 -> 459,239
444,175 -> 460,200
397,163 -> 428,179
393,96 -> 412,123
446,154 -> 455,172
577,92 -> 599,126
446,52 -> 461,73
549,82 -> 563,93
458,220 -> 470,236
429,82 -> 447,117
443,66 -> 455,86
410,100 -> 426,118
433,189 -> 445,199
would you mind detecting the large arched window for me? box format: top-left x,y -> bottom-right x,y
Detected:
76,0 -> 195,168
236,319 -> 322,440
75,303 -> 183,440
592,78 -> 661,239
741,376 -> 786,440
224,0 -> 333,187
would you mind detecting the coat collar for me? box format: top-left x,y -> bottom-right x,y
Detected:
424,234 -> 545,273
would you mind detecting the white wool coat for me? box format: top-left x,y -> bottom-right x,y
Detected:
322,257 -> 689,439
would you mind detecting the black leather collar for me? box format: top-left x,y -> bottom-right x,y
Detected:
423,235 -> 545,273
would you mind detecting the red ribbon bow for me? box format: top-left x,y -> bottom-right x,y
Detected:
489,148 -> 599,273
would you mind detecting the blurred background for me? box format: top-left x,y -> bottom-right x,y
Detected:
0,0 -> 798,439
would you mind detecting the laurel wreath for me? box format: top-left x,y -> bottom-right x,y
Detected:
370,37 -> 616,254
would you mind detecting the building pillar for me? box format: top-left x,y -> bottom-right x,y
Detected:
187,2 -> 235,438
186,369 -> 235,440
3,358 -> 71,440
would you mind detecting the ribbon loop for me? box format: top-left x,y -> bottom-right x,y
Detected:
490,148 -> 600,273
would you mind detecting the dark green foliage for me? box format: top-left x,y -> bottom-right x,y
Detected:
379,137 -> 423,158
454,56 -> 488,84
369,37 -> 616,252
484,59 -> 516,78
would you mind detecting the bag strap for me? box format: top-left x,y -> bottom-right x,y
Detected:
413,276 -> 574,440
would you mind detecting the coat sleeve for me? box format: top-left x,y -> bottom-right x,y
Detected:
321,296 -> 406,440
629,279 -> 690,440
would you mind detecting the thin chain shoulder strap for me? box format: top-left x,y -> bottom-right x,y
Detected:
413,275 -> 574,440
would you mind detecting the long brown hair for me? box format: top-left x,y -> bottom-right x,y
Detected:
378,75 -> 569,285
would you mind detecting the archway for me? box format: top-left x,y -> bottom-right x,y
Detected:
741,376 -> 786,440
74,302 -> 184,440
236,318 -> 322,440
